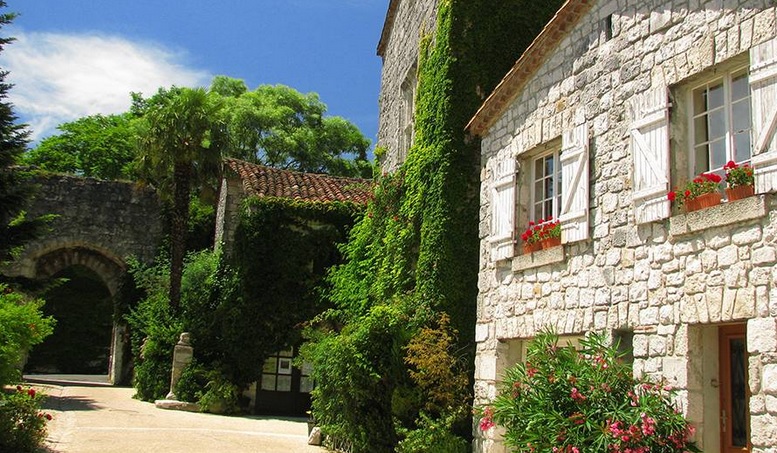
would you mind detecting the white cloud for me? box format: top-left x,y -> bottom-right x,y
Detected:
0,29 -> 212,141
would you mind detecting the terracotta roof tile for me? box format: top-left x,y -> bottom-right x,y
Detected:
225,158 -> 372,204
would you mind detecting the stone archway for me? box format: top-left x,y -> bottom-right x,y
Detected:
14,243 -> 130,384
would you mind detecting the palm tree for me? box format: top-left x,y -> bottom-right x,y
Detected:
136,87 -> 226,309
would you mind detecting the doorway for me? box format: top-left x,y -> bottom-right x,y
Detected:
718,324 -> 749,453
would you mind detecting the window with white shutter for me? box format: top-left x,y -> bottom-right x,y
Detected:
630,87 -> 671,224
750,36 -> 777,194
559,123 -> 589,243
490,157 -> 515,261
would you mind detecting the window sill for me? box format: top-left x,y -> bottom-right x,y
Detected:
669,195 -> 767,238
512,245 -> 565,272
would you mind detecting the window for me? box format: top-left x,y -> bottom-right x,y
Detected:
689,67 -> 751,177
531,150 -> 561,222
399,66 -> 417,162
261,348 -> 294,392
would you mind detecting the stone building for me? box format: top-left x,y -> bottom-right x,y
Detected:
468,1 -> 777,452
376,0 -> 438,172
214,158 -> 370,415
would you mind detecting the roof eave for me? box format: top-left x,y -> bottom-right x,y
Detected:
465,0 -> 595,137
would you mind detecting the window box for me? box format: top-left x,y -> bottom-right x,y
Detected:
669,194 -> 767,237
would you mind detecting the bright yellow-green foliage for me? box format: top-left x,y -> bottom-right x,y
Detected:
301,1 -> 565,452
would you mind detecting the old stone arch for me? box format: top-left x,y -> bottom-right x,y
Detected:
18,242 -> 131,384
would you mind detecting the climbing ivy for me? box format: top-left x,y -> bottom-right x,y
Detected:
301,1 -> 564,452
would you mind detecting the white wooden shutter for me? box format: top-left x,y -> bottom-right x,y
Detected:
750,36 -> 777,194
559,123 -> 589,244
629,87 -> 670,224
490,157 -> 515,261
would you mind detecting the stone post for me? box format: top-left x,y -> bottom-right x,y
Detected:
166,332 -> 193,400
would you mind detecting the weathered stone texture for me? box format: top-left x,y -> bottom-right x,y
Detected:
376,0 -> 438,172
3,174 -> 163,283
475,1 -> 777,452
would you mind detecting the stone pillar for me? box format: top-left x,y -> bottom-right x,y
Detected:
166,332 -> 193,400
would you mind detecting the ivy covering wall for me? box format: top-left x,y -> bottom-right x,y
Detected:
301,1 -> 565,452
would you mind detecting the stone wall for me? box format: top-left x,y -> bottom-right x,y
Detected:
214,174 -> 244,255
476,2 -> 777,452
3,174 -> 163,283
376,0 -> 438,172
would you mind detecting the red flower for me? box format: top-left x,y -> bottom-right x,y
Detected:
684,190 -> 691,197
724,160 -> 737,170
667,191 -> 676,201
28,388 -> 36,397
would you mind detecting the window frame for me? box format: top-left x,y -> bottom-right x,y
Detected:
530,148 -> 562,224
686,65 -> 751,178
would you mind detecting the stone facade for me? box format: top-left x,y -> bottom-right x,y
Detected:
3,174 -> 163,290
473,1 -> 777,452
376,0 -> 438,172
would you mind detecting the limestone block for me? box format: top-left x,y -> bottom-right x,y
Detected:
718,244 -> 739,267
476,354 -> 498,381
763,364 -> 777,395
732,226 -> 762,246
753,247 -> 777,267
680,296 -> 699,324
663,357 -> 689,388
766,395 -> 777,414
659,304 -> 675,325
732,287 -> 756,320
751,355 -> 763,395
706,286 -> 724,323
751,394 -> 767,415
724,263 -> 748,289
649,335 -> 667,356
475,324 -> 490,343
640,307 -> 659,325
748,318 -> 777,353
751,414 -> 777,448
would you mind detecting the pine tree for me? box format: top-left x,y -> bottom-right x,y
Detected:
0,2 -> 46,263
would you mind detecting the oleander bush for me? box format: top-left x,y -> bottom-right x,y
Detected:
480,332 -> 700,453
0,386 -> 52,453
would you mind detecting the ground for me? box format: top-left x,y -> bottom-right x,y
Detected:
27,376 -> 326,453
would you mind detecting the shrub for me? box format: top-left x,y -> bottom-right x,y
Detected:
0,285 -> 55,387
124,258 -> 182,401
0,386 -> 51,452
396,412 -> 469,453
480,332 -> 700,452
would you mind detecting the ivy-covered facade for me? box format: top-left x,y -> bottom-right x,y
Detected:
292,1 -> 564,451
213,158 -> 370,415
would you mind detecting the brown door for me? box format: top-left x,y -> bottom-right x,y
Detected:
719,324 -> 749,453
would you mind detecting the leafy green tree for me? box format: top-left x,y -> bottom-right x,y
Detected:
22,113 -> 137,180
135,87 -> 227,309
219,81 -> 371,177
0,3 -> 48,264
26,77 -> 372,181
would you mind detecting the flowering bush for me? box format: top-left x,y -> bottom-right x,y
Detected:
667,172 -> 722,206
479,332 -> 700,453
0,386 -> 51,452
519,219 -> 561,244
723,160 -> 754,188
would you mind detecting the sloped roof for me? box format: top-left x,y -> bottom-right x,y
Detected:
224,158 -> 372,204
466,0 -> 595,136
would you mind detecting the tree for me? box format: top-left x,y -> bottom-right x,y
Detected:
219,81 -> 371,177
135,87 -> 227,309
26,76 -> 372,181
23,113 -> 137,180
0,3 -> 47,264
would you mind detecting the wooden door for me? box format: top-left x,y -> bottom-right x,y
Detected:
719,324 -> 749,453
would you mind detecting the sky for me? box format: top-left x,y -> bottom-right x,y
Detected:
0,0 -> 388,147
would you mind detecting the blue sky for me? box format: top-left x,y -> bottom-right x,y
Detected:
0,0 -> 387,147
